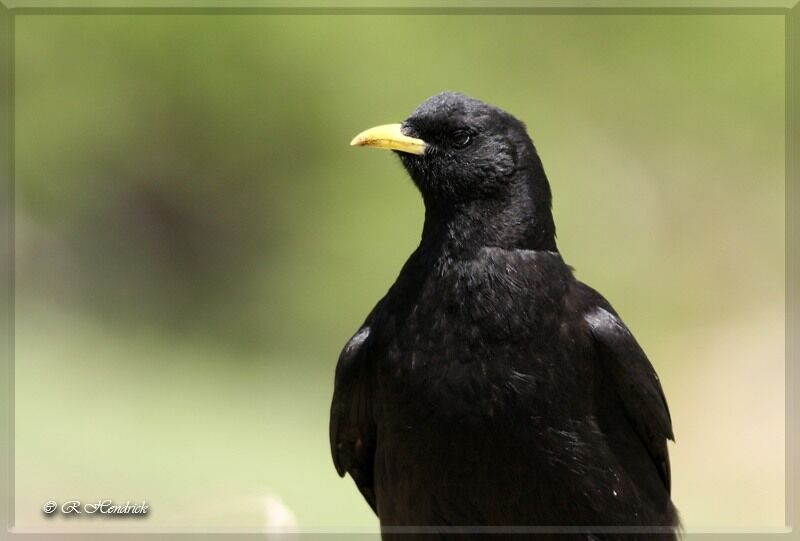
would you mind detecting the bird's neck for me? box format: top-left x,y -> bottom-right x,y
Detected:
420,193 -> 557,260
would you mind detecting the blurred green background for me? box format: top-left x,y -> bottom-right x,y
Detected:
11,12 -> 785,533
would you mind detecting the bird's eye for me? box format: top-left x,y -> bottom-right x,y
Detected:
452,130 -> 471,149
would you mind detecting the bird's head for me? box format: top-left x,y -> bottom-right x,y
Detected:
351,92 -> 556,252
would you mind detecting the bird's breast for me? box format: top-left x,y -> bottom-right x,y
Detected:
374,250 -> 580,426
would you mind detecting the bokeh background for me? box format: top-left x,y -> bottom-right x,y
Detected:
10,12 -> 786,533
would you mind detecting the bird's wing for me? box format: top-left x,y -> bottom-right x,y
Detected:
585,303 -> 674,492
329,325 -> 377,514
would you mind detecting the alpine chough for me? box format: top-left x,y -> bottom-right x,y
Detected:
330,92 -> 679,540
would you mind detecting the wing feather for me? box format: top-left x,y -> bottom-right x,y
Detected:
586,306 -> 674,492
329,326 -> 378,513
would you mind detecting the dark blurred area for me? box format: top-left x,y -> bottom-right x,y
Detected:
16,18 -> 339,350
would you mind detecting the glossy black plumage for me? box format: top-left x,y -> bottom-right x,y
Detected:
331,92 -> 679,539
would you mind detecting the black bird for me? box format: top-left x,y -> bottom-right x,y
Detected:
330,92 -> 679,539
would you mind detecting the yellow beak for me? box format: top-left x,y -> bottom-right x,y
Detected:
350,123 -> 427,155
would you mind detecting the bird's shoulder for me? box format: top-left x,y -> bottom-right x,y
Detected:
571,281 -> 674,492
329,308 -> 382,513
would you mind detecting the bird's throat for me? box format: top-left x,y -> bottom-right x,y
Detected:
420,196 -> 557,260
